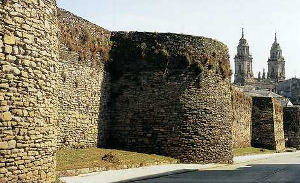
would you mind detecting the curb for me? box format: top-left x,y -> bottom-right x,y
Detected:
116,169 -> 199,183
116,151 -> 300,183
233,151 -> 300,164
60,151 -> 300,183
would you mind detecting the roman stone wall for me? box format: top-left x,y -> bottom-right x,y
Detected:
57,9 -> 111,149
252,97 -> 285,152
283,106 -> 300,148
273,99 -> 285,151
108,32 -> 233,164
0,0 -> 58,182
231,87 -> 252,148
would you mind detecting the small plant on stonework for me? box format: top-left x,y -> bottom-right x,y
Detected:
160,48 -> 170,57
54,177 -> 65,183
220,58 -> 232,79
140,42 -> 147,50
59,20 -> 112,69
92,37 -> 97,44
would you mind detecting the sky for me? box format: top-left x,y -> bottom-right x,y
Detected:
57,0 -> 300,79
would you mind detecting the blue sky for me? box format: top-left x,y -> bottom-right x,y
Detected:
57,0 -> 300,79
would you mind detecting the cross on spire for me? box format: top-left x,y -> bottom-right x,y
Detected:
242,28 -> 244,38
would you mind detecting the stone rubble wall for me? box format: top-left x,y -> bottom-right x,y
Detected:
108,32 -> 233,164
273,99 -> 285,151
283,106 -> 300,148
1,1 -> 291,180
231,87 -> 252,148
251,97 -> 285,152
0,0 -> 58,182
57,9 -> 111,149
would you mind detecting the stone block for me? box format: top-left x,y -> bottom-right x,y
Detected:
0,142 -> 9,150
3,34 -> 16,45
0,83 -> 9,89
4,45 -> 12,54
0,112 -> 12,121
8,140 -> 16,149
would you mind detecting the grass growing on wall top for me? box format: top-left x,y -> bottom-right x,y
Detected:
58,9 -> 112,68
110,32 -> 232,80
56,148 -> 179,172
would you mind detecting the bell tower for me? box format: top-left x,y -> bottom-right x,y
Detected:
267,33 -> 285,82
234,28 -> 254,85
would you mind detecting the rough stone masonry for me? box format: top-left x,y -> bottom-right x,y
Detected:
252,97 -> 285,152
0,1 -> 288,182
283,106 -> 300,149
57,8 -> 111,149
231,86 -> 253,148
108,32 -> 233,164
0,0 -> 58,182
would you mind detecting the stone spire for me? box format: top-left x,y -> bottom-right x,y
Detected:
242,28 -> 244,38
262,68 -> 266,80
234,28 -> 254,85
267,32 -> 285,82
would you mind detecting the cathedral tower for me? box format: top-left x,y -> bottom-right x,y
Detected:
267,33 -> 285,82
234,28 -> 254,85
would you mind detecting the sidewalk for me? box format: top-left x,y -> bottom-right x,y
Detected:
60,151 -> 300,183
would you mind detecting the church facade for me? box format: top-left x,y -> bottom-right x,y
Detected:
233,29 -> 285,92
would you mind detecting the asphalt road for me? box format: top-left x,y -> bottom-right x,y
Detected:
133,152 -> 300,183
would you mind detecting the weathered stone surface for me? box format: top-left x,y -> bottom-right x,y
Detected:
252,97 -> 285,152
0,0 -> 58,182
3,34 -> 16,45
108,32 -> 233,164
283,106 -> 300,149
0,83 -> 9,89
0,112 -> 12,121
0,1 -> 281,181
7,140 -> 16,149
56,9 -> 111,149
4,45 -> 12,54
231,87 -> 252,148
0,142 -> 9,150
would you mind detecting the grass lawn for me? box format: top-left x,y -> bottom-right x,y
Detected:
56,148 -> 179,172
233,147 -> 275,157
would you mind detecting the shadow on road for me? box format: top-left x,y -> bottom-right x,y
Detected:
120,164 -> 300,183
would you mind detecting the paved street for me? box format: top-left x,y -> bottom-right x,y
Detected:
61,152 -> 300,183
133,152 -> 300,183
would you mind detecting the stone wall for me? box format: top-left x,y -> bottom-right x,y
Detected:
108,32 -> 233,164
0,0 -> 58,182
278,78 -> 300,105
57,9 -> 111,149
251,97 -> 285,152
231,87 -> 252,148
283,106 -> 300,148
273,99 -> 285,151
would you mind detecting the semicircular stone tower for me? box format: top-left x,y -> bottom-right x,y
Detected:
0,0 -> 58,182
109,32 -> 233,164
